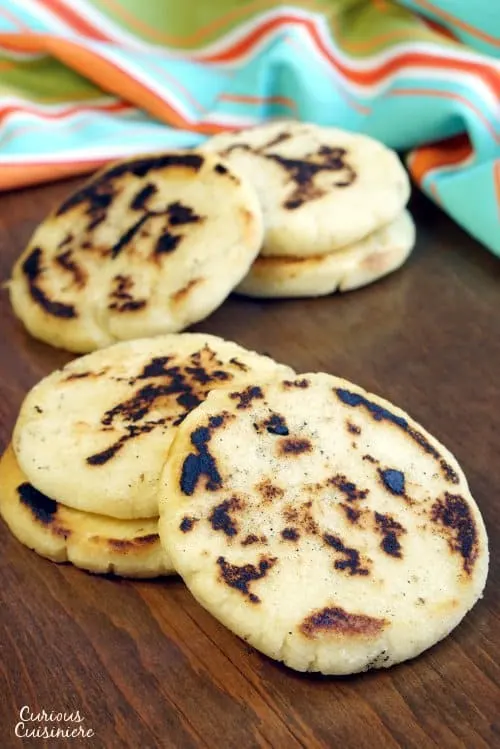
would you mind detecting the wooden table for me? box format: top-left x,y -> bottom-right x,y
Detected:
0,180 -> 499,749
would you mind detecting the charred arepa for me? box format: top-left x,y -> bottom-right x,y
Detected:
8,152 -> 263,353
202,121 -> 410,257
12,334 -> 293,520
158,373 -> 488,675
237,210 -> 415,298
0,444 -> 170,578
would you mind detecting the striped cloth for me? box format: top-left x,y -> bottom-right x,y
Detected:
0,1 -> 498,255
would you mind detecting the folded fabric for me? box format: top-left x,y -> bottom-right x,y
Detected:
0,0 -> 498,256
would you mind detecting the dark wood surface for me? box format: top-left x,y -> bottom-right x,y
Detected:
0,180 -> 499,749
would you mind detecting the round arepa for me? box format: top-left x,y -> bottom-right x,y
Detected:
9,151 -> 263,353
203,121 -> 410,257
158,373 -> 488,675
13,334 -> 293,520
0,444 -> 171,578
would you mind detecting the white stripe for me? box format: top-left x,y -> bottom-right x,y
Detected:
314,14 -> 500,72
201,111 -> 258,128
0,94 -> 123,111
83,40 -> 197,122
193,6 -> 322,62
393,68 -> 500,114
273,23 -> 500,111
191,5 -> 500,71
0,106 -> 139,133
15,0 -> 76,35
59,0 -> 164,50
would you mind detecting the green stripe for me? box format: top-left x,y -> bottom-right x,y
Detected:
0,54 -> 104,101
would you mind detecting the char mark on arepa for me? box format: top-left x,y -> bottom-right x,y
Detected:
209,497 -> 243,537
87,418 -> 165,465
64,368 -> 108,381
229,385 -> 264,410
339,503 -> 362,524
179,516 -> 198,532
165,201 -> 203,226
108,274 -> 147,313
87,352 -> 233,466
279,437 -> 312,455
281,527 -> 300,542
282,378 -> 310,389
180,420 -> 224,496
374,512 -> 406,558
228,357 -> 249,372
22,248 -> 77,319
265,145 -> 356,210
264,413 -> 289,436
216,555 -> 277,603
54,250 -> 87,288
328,474 -> 368,502
430,493 -> 478,574
300,606 -> 387,639
213,162 -> 239,182
107,534 -> 159,551
130,183 -> 157,210
335,388 -> 460,484
256,479 -> 284,503
263,131 -> 293,149
241,534 -> 262,546
378,468 -> 406,496
283,500 -> 318,535
56,153 -> 205,217
172,279 -> 203,304
17,483 -> 60,527
323,533 -> 369,576
111,214 -> 150,258
346,421 -> 361,435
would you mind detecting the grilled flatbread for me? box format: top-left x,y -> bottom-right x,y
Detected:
237,210 -> 415,297
9,152 -> 263,353
203,121 -> 410,257
159,373 -> 489,674
0,444 -> 171,578
13,333 -> 293,519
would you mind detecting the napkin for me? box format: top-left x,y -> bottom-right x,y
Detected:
0,0 -> 498,255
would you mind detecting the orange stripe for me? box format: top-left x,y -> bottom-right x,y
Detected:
389,88 -> 500,143
0,160 -> 105,191
429,180 -> 441,206
200,15 -> 500,98
409,134 -> 473,183
219,92 -> 298,115
0,36 -> 50,53
36,0 -> 111,42
410,0 -> 500,48
0,60 -> 16,71
494,161 -> 500,219
1,21 -> 498,100
0,34 -> 226,134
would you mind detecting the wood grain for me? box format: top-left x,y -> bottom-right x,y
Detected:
0,181 -> 499,749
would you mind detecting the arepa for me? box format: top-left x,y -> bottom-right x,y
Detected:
158,373 -> 488,675
9,152 -> 263,353
13,334 -> 293,519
